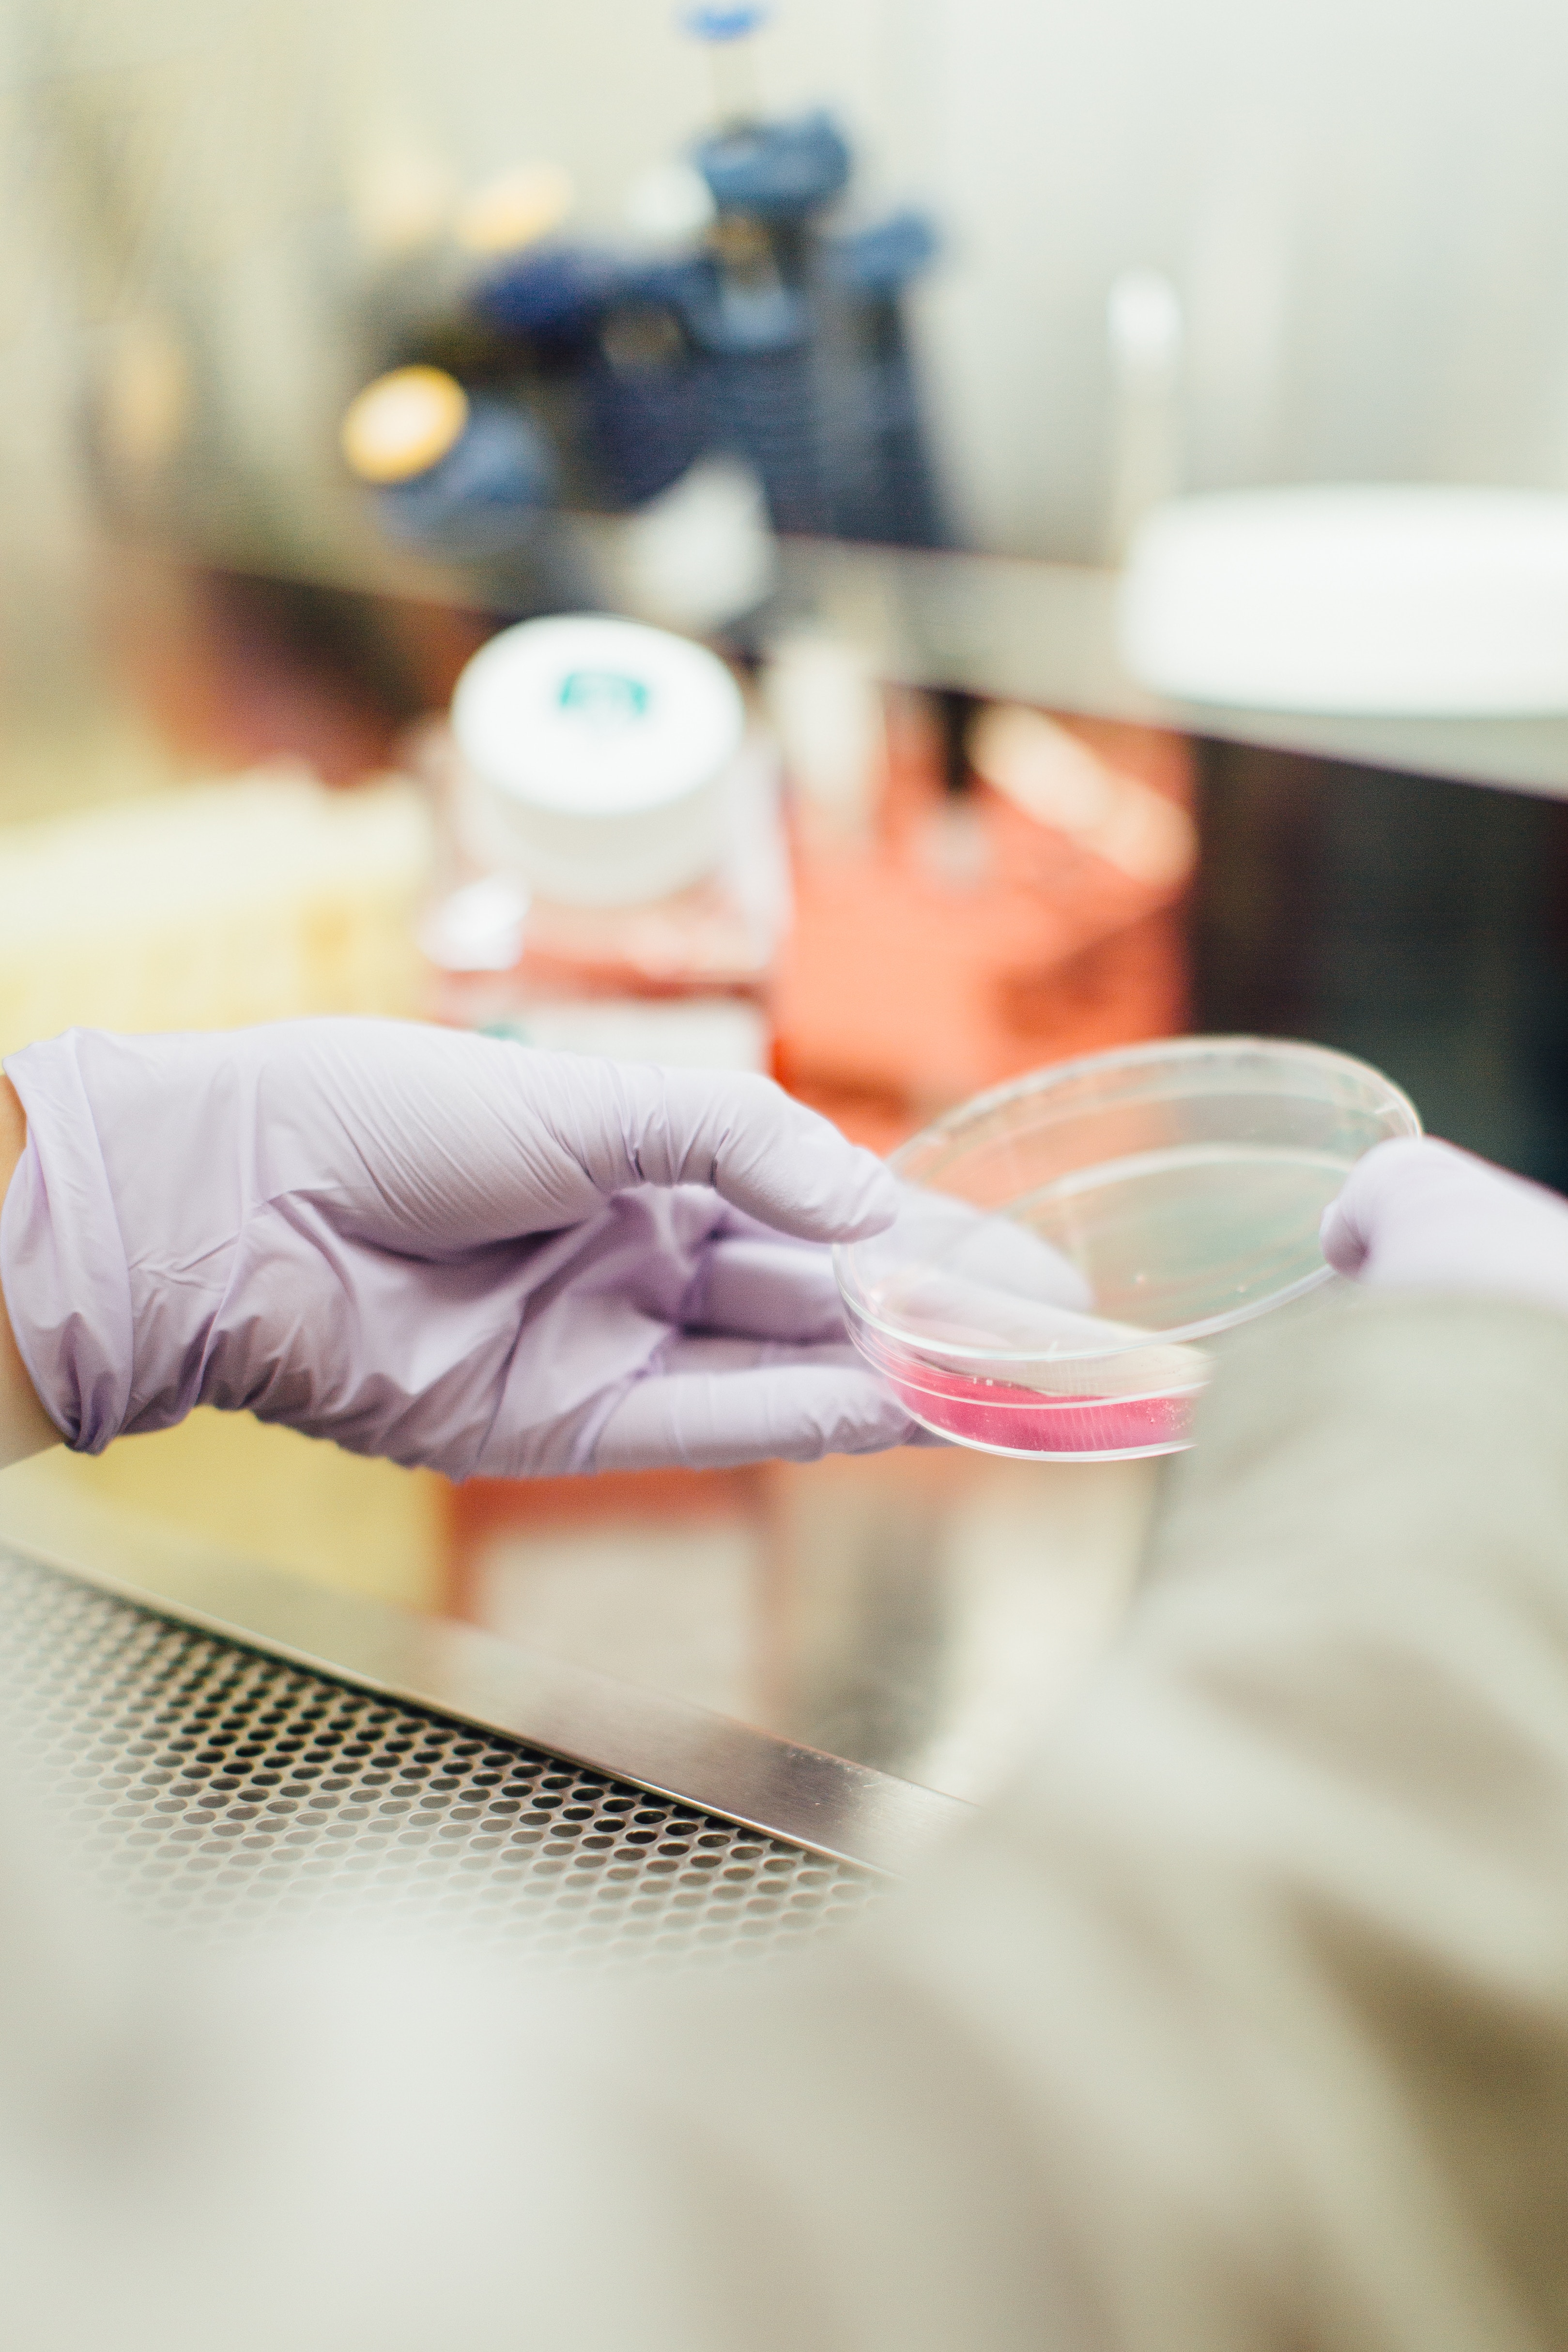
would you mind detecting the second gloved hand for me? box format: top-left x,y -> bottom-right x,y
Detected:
1321,1134 -> 1568,1319
0,1022 -> 924,1477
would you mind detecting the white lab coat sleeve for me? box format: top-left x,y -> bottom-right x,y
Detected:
6,1291 -> 1568,2352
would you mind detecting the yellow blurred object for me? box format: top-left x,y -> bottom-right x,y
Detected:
347,142 -> 456,258
100,316 -> 191,479
0,1411 -> 445,1614
340,366 -> 469,485
0,765 -> 443,1613
455,161 -> 574,255
0,767 -> 432,1056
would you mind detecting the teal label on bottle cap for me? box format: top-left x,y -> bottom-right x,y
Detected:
557,669 -> 650,724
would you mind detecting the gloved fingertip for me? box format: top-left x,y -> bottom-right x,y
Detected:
830,1148 -> 900,1240
1321,1135 -> 1440,1277
751,1122 -> 899,1243
1319,1195 -> 1366,1277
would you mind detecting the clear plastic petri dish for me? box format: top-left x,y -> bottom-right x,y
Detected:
834,1036 -> 1421,1461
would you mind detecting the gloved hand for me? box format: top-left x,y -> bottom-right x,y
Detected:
0,1021 -> 925,1478
1321,1134 -> 1568,1320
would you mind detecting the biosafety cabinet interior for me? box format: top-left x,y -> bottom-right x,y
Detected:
0,1542 -> 969,1969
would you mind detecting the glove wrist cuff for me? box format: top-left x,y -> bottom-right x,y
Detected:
1,1036 -> 136,1454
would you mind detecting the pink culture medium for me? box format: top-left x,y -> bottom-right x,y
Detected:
878,1349 -> 1196,1458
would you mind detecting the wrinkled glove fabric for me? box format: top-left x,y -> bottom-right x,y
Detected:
0,1022 -> 919,1478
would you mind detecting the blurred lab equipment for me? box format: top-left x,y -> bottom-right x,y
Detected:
451,615 -> 746,903
418,614 -> 785,1070
340,365 -> 558,552
969,703 -> 1196,888
33,0 -> 1568,601
472,125 -> 946,550
601,455 -> 779,638
773,690 -> 1195,1151
337,5 -> 949,602
835,1036 -> 1419,1459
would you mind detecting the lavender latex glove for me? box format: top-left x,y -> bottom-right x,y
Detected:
1321,1135 -> 1568,1319
0,1021 -> 925,1478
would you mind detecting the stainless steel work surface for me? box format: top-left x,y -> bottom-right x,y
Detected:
0,1543 -> 904,1973
0,1524 -> 986,1985
0,1435 -> 1156,1818
457,1445 -> 1157,1807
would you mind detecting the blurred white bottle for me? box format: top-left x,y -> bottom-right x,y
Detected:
417,615 -> 787,1074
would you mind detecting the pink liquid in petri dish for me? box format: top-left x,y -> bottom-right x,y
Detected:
880,1351 -> 1196,1456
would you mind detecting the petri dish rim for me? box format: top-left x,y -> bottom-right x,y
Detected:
834,1034 -> 1422,1365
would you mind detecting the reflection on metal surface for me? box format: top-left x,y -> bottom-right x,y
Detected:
459,1447 -> 1157,1806
6,1527 -> 966,1876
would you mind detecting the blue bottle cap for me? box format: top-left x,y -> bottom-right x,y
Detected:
376,400 -> 558,551
681,5 -> 771,40
825,209 -> 939,295
693,108 -> 851,218
470,244 -> 627,339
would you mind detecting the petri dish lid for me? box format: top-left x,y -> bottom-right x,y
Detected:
836,1036 -> 1422,1386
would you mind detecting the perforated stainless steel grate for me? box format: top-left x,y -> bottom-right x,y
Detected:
0,1548 -> 883,1974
